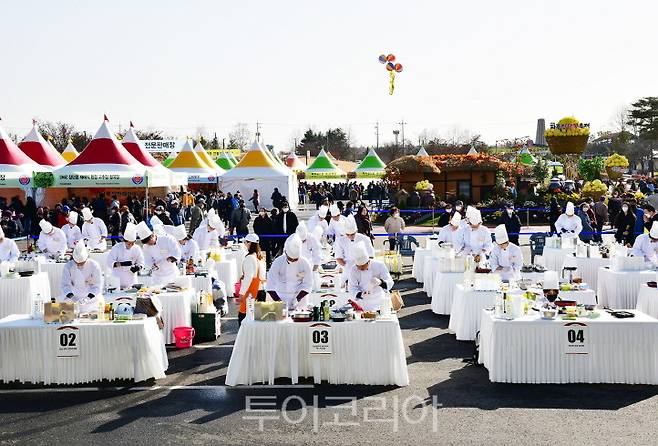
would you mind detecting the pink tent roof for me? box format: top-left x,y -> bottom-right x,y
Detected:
18,123 -> 66,166
0,123 -> 40,166
121,125 -> 161,168
69,120 -> 142,167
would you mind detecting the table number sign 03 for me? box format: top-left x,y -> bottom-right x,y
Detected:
55,325 -> 80,358
308,323 -> 332,355
563,322 -> 589,355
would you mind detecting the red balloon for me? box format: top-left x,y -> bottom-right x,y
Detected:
386,54 -> 396,62
395,63 -> 403,72
386,62 -> 395,71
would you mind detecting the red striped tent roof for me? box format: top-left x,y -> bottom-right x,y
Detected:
121,126 -> 160,167
0,123 -> 39,166
69,120 -> 142,166
18,124 -> 66,166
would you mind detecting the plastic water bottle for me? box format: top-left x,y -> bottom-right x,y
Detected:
32,293 -> 44,320
247,296 -> 255,321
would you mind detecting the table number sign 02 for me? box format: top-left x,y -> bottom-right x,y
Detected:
308,323 -> 332,355
563,322 -> 589,355
55,325 -> 80,358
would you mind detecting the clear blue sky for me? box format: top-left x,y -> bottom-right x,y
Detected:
1,0 -> 656,150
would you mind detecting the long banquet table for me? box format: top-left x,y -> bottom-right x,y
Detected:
0,272 -> 52,319
596,267 -> 654,309
478,309 -> 658,384
0,314 -> 167,384
430,271 -> 464,314
225,316 -> 409,386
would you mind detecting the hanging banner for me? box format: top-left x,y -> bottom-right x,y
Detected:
143,140 -> 184,153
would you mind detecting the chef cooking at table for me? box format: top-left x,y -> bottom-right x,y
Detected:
62,210 -> 82,249
60,242 -> 104,314
81,207 -> 108,251
293,222 -> 323,289
266,234 -> 314,310
37,219 -> 68,258
437,211 -> 464,248
107,222 -> 145,289
193,210 -> 224,250
554,202 -> 583,239
174,225 -> 200,263
334,214 -> 375,284
348,244 -> 394,312
630,221 -> 658,265
137,220 -> 181,286
0,227 -> 20,262
488,224 -> 523,281
457,207 -> 492,260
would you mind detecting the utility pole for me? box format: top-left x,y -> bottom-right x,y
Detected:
255,122 -> 261,142
375,121 -> 380,149
399,119 -> 406,150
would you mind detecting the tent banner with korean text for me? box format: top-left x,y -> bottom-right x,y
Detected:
143,140 -> 185,153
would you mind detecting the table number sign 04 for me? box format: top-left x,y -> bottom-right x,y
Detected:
308,323 -> 332,355
563,322 -> 589,355
55,325 -> 80,358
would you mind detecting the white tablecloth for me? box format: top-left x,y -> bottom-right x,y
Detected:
542,247 -> 576,272
226,317 -> 409,386
431,271 -> 464,314
412,248 -> 431,282
596,267 -> 655,309
108,289 -> 194,344
0,272 -> 52,319
636,285 -> 658,319
141,274 -> 214,294
39,262 -> 67,297
212,259 -> 238,296
478,309 -> 658,384
422,257 -> 438,293
574,256 -> 610,290
0,314 -> 167,384
448,285 -> 497,340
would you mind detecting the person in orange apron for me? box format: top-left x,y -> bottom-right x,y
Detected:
237,233 -> 266,327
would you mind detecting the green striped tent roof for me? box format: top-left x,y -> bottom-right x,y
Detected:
355,148 -> 386,171
305,149 -> 346,178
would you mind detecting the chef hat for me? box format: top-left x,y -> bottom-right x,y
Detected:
329,204 -> 340,217
68,211 -> 78,225
469,209 -> 483,225
494,224 -> 509,244
296,221 -> 308,241
650,221 -> 658,239
333,219 -> 346,236
344,215 -> 358,235
123,222 -> 138,242
465,206 -> 477,220
207,208 -> 216,219
39,219 -> 53,234
565,202 -> 575,216
81,207 -> 93,221
208,214 -> 222,230
543,270 -> 560,289
173,224 -> 188,241
136,221 -> 153,242
450,212 -> 461,227
150,215 -> 164,229
72,241 -> 89,263
353,243 -> 370,266
244,233 -> 259,244
312,224 -> 324,240
284,234 -> 302,259
317,205 -> 329,218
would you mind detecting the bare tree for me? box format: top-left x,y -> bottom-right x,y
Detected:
227,122 -> 250,151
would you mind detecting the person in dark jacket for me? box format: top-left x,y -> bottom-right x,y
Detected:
274,201 -> 298,254
108,206 -> 121,245
615,202 -> 636,246
498,203 -> 522,245
253,207 -> 274,266
229,200 -> 251,236
355,205 -> 374,241
549,197 -> 561,234
576,204 -> 593,243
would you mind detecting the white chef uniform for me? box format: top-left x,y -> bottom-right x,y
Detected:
555,202 -> 583,239
489,224 -> 523,281
37,220 -> 67,258
348,246 -> 394,312
458,209 -> 492,256
266,235 -> 314,309
307,205 -> 329,238
437,212 -> 464,249
138,221 -> 181,285
107,223 -> 144,289
291,222 -> 323,290
60,242 -> 104,314
81,208 -> 108,251
62,211 -> 82,249
0,228 -> 19,262
631,222 -> 658,264
326,205 -> 346,239
171,225 -> 199,262
192,214 -> 223,251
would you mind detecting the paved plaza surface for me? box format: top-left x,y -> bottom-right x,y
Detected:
2,263 -> 658,445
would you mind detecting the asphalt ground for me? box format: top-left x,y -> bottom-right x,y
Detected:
2,261 -> 658,446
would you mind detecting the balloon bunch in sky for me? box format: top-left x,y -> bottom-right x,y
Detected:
378,53 -> 403,95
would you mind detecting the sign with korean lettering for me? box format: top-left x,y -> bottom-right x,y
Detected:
143,140 -> 183,153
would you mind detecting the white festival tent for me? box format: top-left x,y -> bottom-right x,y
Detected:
219,141 -> 298,209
